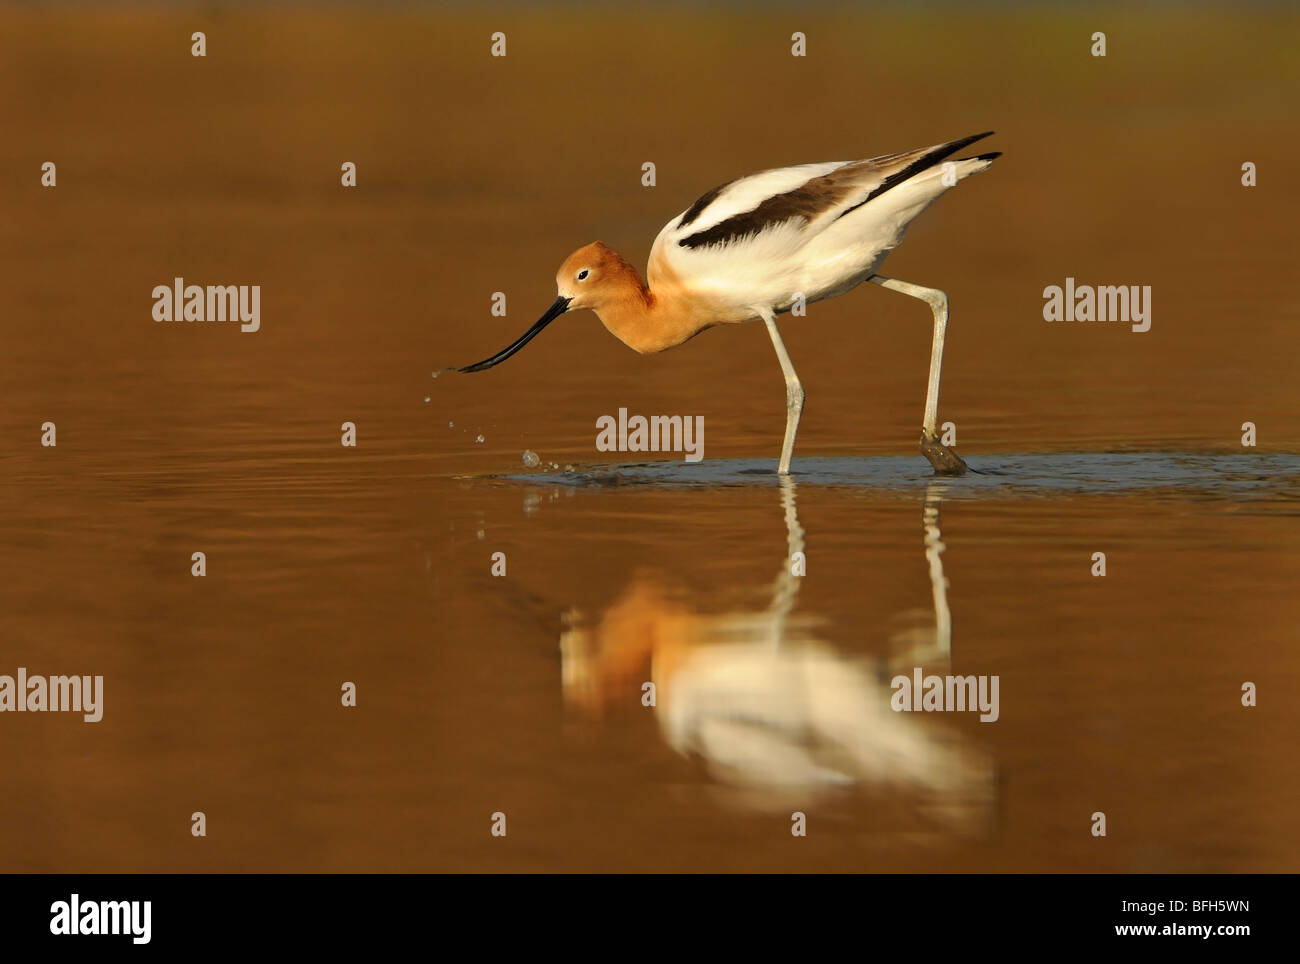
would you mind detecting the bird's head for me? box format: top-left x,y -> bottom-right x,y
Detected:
555,241 -> 636,311
459,241 -> 641,373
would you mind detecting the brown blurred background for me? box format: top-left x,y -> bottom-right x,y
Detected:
0,2 -> 1296,872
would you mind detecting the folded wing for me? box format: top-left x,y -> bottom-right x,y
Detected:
666,131 -> 997,253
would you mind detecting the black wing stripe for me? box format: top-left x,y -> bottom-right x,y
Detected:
678,170 -> 852,250
678,179 -> 735,229
831,131 -> 994,223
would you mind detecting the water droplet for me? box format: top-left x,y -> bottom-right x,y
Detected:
448,421 -> 454,428
522,450 -> 540,468
423,396 -> 430,403
475,434 -> 485,444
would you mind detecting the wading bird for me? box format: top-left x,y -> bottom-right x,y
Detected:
460,132 -> 1000,475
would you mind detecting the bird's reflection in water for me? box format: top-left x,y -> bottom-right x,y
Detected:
561,478 -> 996,834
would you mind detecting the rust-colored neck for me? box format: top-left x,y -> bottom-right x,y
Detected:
593,259 -> 709,354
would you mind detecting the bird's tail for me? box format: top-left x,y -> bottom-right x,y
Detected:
830,133 -> 999,257
876,134 -> 1000,207
920,131 -> 1000,183
949,149 -> 1002,178
875,131 -> 999,196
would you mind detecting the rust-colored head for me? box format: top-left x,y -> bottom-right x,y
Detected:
458,241 -> 651,373
555,241 -> 647,312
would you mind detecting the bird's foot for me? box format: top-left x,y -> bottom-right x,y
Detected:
920,430 -> 967,476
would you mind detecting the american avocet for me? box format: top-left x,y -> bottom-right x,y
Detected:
461,132 -> 1000,475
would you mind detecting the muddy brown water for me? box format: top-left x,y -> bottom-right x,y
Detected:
1,5 -> 1297,872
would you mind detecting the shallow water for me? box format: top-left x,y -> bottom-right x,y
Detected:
497,452 -> 1300,498
4,435 -> 1296,871
2,4 -> 1298,872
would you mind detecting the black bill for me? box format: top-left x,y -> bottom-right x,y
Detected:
459,295 -> 572,373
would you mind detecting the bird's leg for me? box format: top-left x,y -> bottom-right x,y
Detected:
760,308 -> 804,475
868,275 -> 967,476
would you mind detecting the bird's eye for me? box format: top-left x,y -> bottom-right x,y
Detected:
576,268 -> 590,281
